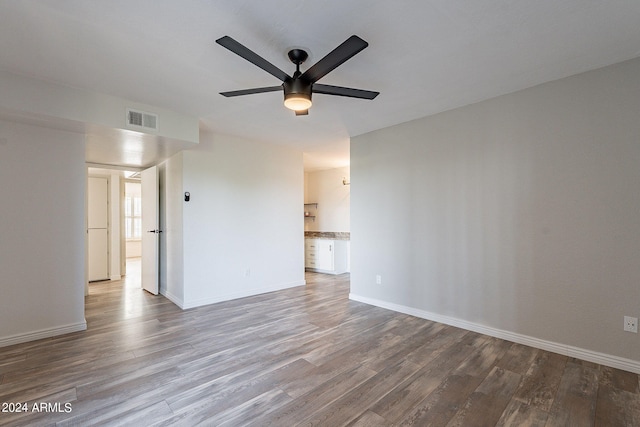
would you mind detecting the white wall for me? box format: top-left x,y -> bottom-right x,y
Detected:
304,166 -> 350,232
126,241 -> 142,258
0,120 -> 86,346
162,133 -> 305,309
351,57 -> 640,372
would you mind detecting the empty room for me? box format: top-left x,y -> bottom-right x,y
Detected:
1,1 -> 639,425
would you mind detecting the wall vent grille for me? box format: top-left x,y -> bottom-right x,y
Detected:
126,108 -> 158,131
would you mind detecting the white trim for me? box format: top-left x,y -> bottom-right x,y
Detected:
161,289 -> 185,309
0,321 -> 88,348
349,293 -> 640,374
181,280 -> 306,310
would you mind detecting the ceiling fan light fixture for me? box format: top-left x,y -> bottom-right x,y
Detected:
284,93 -> 312,111
216,35 -> 379,116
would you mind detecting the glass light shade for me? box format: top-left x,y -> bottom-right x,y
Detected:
284,95 -> 312,111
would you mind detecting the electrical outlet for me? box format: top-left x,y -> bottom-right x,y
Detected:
376,275 -> 382,285
623,316 -> 638,333
245,269 -> 251,277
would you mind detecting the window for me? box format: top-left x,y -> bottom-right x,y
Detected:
125,195 -> 142,239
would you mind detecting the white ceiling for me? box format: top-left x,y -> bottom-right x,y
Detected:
1,1 -> 640,170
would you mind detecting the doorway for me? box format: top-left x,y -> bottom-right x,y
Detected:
86,167 -> 144,293
124,179 -> 142,285
85,165 -> 162,301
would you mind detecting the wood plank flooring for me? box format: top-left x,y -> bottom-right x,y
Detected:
1,270 -> 639,426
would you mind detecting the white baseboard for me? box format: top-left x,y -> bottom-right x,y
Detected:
0,321 -> 88,348
349,293 -> 640,374
161,289 -> 185,309
181,280 -> 306,310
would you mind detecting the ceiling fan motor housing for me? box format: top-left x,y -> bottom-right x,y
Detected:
283,77 -> 312,101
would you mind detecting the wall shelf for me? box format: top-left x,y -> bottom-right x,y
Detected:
304,203 -> 318,221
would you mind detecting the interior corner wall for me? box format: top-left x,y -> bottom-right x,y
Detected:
351,57 -> 640,369
178,132 -> 305,308
304,166 -> 351,232
0,120 -> 87,346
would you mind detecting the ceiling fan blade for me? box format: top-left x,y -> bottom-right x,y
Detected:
295,109 -> 309,116
301,35 -> 369,83
220,86 -> 282,97
313,84 -> 379,100
216,36 -> 290,82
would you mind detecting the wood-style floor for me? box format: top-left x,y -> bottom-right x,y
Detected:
1,266 -> 639,426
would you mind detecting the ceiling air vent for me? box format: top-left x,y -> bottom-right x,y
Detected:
126,108 -> 158,131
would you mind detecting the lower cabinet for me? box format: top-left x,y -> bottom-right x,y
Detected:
305,238 -> 348,274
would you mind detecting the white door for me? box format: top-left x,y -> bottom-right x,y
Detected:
141,166 -> 160,295
88,177 -> 109,281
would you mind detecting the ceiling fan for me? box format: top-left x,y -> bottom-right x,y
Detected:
216,35 -> 379,116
